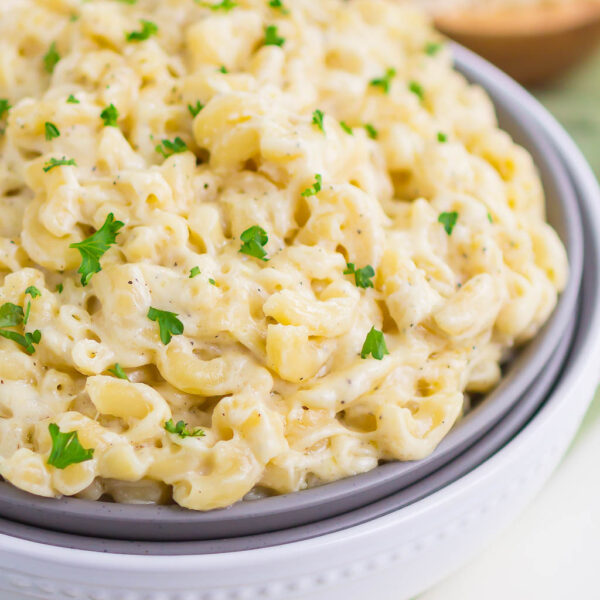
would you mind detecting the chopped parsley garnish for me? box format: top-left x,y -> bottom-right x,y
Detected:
218,65 -> 228,73
45,122 -> 60,141
409,81 -> 425,101
198,0 -> 237,10
116,0 -> 137,3
164,419 -> 205,439
438,211 -> 458,235
66,94 -> 80,104
264,25 -> 285,47
100,104 -> 119,127
25,286 -> 41,299
487,212 -> 493,223
209,278 -> 216,285
155,137 -> 187,158
0,99 -> 10,120
344,263 -> 375,289
188,101 -> 204,118
108,363 -> 129,380
22,305 -> 31,326
44,43 -> 60,74
340,121 -> 353,135
147,307 -> 184,345
370,68 -> 396,94
268,0 -> 289,12
126,20 -> 158,42
364,123 -> 378,139
312,109 -> 325,133
239,225 -> 269,261
437,132 -> 447,143
47,423 -> 94,469
43,157 -> 77,172
0,306 -> 42,354
360,326 -> 388,360
69,213 -> 125,286
425,42 -> 443,56
189,266 -> 201,278
0,303 -> 24,328
301,174 -> 322,197
56,283 -> 64,294
23,286 -> 41,325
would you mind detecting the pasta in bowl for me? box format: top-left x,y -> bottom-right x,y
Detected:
0,0 -> 568,512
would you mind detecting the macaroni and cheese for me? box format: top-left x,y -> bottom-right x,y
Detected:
0,0 -> 568,510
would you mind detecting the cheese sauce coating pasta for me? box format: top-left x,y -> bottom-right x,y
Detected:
0,0 -> 567,510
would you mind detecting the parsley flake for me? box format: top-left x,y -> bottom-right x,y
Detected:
370,68 -> 396,94
239,225 -> 269,261
45,122 -> 60,141
268,0 -> 289,12
69,213 -> 125,286
425,42 -> 443,56
188,101 -> 204,118
0,303 -> 24,328
67,94 -> 80,104
44,43 -> 60,74
340,121 -> 353,135
23,286 -> 41,326
43,157 -> 77,172
100,104 -> 119,127
47,423 -> 94,469
364,123 -> 378,139
25,286 -> 41,299
0,99 -> 11,120
301,174 -> 322,197
437,132 -> 447,143
360,326 -> 389,360
438,211 -> 458,235
209,278 -> 216,286
198,0 -> 237,10
487,212 -> 493,224
344,263 -> 375,289
164,419 -> 205,439
126,20 -> 158,42
0,327 -> 42,355
22,304 -> 31,326
264,25 -> 285,47
155,137 -> 187,159
189,266 -> 201,278
218,65 -> 228,73
108,363 -> 129,380
409,81 -> 425,101
312,109 -> 325,133
147,307 -> 184,345
56,283 -> 64,294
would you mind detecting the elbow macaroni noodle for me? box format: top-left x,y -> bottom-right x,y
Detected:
0,0 -> 568,510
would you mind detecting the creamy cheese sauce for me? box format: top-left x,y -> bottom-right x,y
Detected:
0,0 -> 567,510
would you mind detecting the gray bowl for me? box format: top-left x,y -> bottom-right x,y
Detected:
0,45 -> 584,542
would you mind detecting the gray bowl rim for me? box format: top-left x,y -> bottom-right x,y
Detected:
0,43 -> 585,541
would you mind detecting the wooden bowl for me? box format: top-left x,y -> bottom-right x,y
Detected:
435,2 -> 600,85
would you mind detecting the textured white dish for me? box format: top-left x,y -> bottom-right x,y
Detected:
0,45 -> 599,600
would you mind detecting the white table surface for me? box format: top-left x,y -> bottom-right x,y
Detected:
421,388 -> 600,600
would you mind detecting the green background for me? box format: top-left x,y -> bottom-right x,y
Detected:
534,47 -> 600,178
